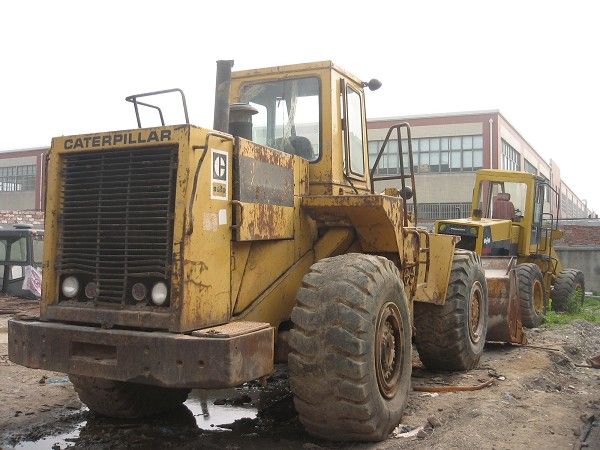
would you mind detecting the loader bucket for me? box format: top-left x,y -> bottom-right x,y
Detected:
482,258 -> 527,344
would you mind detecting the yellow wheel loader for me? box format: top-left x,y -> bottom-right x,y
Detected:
9,60 -> 489,441
436,169 -> 585,343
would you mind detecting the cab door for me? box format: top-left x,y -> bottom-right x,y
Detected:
530,180 -> 544,246
340,78 -> 370,192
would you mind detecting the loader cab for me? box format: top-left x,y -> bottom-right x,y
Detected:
437,170 -> 556,257
230,61 -> 376,196
0,224 -> 44,299
471,170 -> 550,256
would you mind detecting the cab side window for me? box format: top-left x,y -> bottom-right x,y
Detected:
346,86 -> 365,176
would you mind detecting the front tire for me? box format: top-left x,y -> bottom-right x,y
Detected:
69,375 -> 190,418
414,249 -> 488,371
516,263 -> 545,328
288,253 -> 412,441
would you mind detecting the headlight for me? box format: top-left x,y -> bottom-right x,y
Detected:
62,276 -> 80,298
84,281 -> 97,299
131,283 -> 147,302
151,282 -> 168,306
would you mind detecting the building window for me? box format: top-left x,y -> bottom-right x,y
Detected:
524,158 -> 537,175
369,134 -> 484,175
501,140 -> 521,171
541,175 -> 551,203
0,165 -> 36,192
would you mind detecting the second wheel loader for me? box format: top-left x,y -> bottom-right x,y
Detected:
436,169 -> 585,342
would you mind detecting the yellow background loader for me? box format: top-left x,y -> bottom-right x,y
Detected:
436,169 -> 585,342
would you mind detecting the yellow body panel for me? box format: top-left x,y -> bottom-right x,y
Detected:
43,126 -> 239,332
415,233 -> 460,305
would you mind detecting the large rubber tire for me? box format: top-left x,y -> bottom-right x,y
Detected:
516,263 -> 545,328
288,253 -> 412,442
69,375 -> 190,418
552,269 -> 585,312
414,249 -> 488,371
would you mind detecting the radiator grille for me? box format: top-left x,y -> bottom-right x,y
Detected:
59,146 -> 178,304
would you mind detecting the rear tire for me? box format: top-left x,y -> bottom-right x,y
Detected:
288,253 -> 412,441
414,249 -> 488,371
69,375 -> 190,418
552,269 -> 585,312
516,263 -> 545,328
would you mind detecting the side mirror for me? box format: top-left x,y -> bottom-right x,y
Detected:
363,79 -> 382,91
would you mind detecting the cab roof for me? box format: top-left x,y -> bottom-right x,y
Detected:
232,60 -> 364,86
0,224 -> 44,237
476,169 -> 540,182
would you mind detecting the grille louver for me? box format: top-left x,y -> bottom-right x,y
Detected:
59,146 -> 178,304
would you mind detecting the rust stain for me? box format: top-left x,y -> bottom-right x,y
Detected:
239,139 -> 294,169
184,260 -> 211,294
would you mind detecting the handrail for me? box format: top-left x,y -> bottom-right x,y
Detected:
370,122 -> 417,226
125,88 -> 189,129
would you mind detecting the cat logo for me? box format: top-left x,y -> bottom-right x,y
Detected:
211,149 -> 228,200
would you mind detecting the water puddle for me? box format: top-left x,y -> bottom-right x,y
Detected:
44,376 -> 71,385
185,389 -> 258,431
12,423 -> 85,450
7,376 -> 297,449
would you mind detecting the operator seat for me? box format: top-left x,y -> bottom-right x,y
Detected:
289,136 -> 314,160
492,193 -> 515,220
272,136 -> 314,160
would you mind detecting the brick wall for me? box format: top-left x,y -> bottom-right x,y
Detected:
557,224 -> 600,247
0,210 -> 45,227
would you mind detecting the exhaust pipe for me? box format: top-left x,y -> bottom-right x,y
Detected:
213,60 -> 234,133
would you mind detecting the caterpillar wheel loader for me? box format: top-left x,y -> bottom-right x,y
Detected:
9,60 -> 489,442
436,169 -> 585,342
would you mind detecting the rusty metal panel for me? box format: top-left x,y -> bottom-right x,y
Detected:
234,203 -> 295,241
174,127 -> 234,333
236,155 -> 294,206
9,319 -> 274,389
44,304 -> 171,330
233,138 -> 295,241
302,195 -> 404,253
415,233 -> 458,305
484,258 -> 527,344
191,321 -> 269,338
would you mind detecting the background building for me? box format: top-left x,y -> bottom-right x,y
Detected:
0,147 -> 47,211
0,112 -> 595,221
367,110 -> 594,223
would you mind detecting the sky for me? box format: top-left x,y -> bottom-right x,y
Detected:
1,1 -> 599,212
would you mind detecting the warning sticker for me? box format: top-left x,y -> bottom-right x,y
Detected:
211,149 -> 228,200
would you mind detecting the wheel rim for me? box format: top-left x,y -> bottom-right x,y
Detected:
375,302 -> 404,399
533,279 -> 544,314
468,281 -> 484,344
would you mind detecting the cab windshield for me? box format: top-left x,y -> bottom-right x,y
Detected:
478,180 -> 528,221
0,237 -> 27,263
240,77 -> 320,161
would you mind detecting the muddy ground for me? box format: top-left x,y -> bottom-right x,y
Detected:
1,295 -> 599,450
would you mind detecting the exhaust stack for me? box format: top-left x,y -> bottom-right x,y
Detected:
213,60 -> 234,133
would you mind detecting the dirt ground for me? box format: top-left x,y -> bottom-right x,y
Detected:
1,294 -> 599,450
